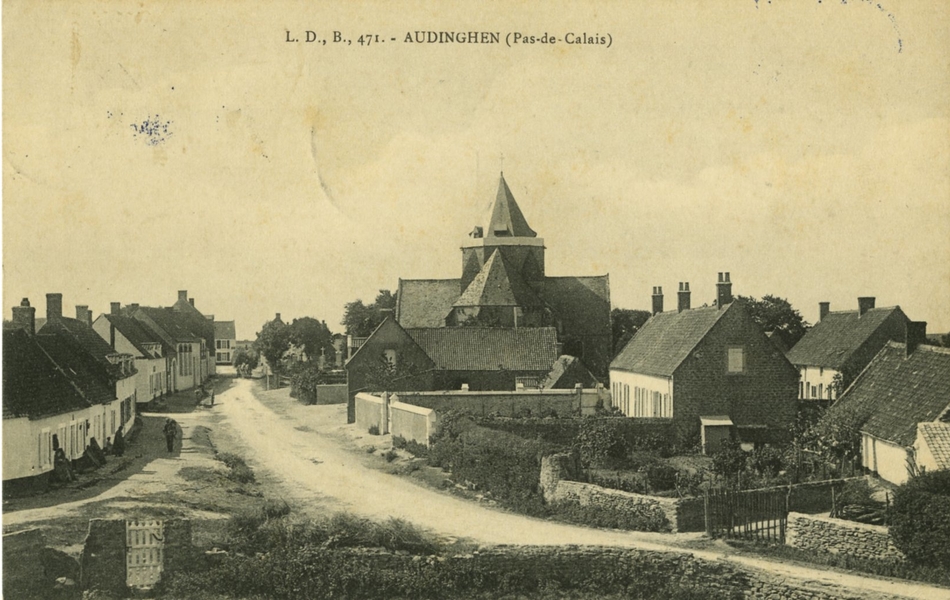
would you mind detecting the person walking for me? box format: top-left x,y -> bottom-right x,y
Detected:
163,418 -> 178,453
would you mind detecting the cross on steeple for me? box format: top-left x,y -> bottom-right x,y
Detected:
500,153 -> 504,175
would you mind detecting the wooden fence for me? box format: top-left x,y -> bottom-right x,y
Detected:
705,487 -> 790,543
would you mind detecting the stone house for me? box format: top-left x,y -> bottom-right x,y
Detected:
786,298 -> 910,402
609,274 -> 799,452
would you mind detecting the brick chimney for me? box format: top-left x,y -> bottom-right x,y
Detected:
129,303 -> 139,312
819,302 -> 830,321
858,297 -> 875,317
677,282 -> 691,313
189,298 -> 195,306
906,321 -> 928,357
12,298 -> 36,335
651,286 -> 664,315
111,302 -> 121,316
46,293 -> 63,322
178,290 -> 188,303
75,305 -> 92,327
275,313 -> 281,322
716,272 -> 733,308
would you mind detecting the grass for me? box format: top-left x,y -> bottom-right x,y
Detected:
215,452 -> 256,484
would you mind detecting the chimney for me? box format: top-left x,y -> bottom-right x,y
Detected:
178,290 -> 188,302
651,286 -> 664,315
111,302 -> 121,316
906,321 -> 927,357
46,293 -> 63,322
380,308 -> 394,321
677,282 -> 691,313
189,297 -> 195,306
858,297 -> 875,317
129,303 -> 139,312
275,313 -> 281,322
716,272 -> 733,308
12,298 -> 36,335
819,302 -> 830,321
75,305 -> 92,327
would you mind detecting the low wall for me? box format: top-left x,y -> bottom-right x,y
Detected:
314,383 -> 348,405
355,393 -> 388,434
390,401 -> 437,447
786,512 -> 904,562
394,387 -> 607,418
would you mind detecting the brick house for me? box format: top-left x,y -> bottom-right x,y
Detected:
609,274 -> 799,452
345,316 -> 560,422
786,298 -> 910,402
820,324 -> 949,485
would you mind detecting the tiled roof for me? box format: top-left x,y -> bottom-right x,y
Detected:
541,355 -> 599,389
214,320 -> 236,340
173,299 -> 215,348
487,174 -> 537,238
135,307 -> 202,344
2,329 -> 94,419
38,318 -> 127,379
786,307 -> 907,369
829,342 -> 950,447
918,422 -> 950,471
33,332 -> 117,407
406,327 -> 558,371
454,250 -> 544,308
539,276 -> 611,337
397,279 -> 461,328
102,314 -> 163,357
610,304 -> 733,377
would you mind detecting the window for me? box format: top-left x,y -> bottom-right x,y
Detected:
38,429 -> 52,469
383,349 -> 397,369
818,384 -> 823,399
799,382 -> 804,399
727,347 -> 745,373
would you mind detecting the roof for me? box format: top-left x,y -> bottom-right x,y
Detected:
102,314 -> 163,357
541,355 -> 599,389
830,342 -> 950,447
214,320 -> 236,340
700,416 -> 734,427
38,317 -> 128,379
454,250 -> 544,308
405,327 -> 559,371
487,174 -> 537,238
2,329 -> 96,419
918,422 -> 950,471
539,276 -> 611,336
135,306 -> 202,344
787,307 -> 906,369
610,304 -> 733,377
397,279 -> 461,328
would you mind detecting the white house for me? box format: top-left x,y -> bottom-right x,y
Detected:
214,320 -> 237,364
93,308 -> 169,408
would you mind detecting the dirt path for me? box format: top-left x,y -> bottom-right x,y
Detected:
218,378 -> 949,600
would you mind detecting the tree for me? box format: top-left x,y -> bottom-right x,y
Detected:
289,317 -> 334,362
254,317 -> 291,375
890,470 -> 950,568
231,346 -> 259,377
342,289 -> 397,337
803,401 -> 867,465
611,308 -> 651,356
736,295 -> 809,348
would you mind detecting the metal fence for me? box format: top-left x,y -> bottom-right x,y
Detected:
705,487 -> 790,543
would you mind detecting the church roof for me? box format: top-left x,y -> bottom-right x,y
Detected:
487,174 -> 537,238
397,279 -> 462,328
454,250 -> 544,308
406,327 -> 558,371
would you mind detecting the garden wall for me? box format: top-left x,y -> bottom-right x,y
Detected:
389,401 -> 437,447
394,386 -> 606,418
355,393 -> 388,434
314,383 -> 348,405
786,512 -> 904,562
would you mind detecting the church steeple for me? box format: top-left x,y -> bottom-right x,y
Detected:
488,174 -> 537,238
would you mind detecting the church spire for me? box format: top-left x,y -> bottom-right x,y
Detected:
488,173 -> 537,238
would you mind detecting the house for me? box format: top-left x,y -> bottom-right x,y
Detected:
169,290 -> 217,380
822,324 -> 950,485
915,422 -> 950,476
786,298 -> 910,402
394,174 -> 611,376
609,274 -> 799,452
36,294 -> 139,444
214,320 -> 237,364
345,316 -> 560,422
92,305 -> 169,409
130,303 -> 206,393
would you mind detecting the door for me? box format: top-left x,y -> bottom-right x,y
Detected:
126,519 -> 164,589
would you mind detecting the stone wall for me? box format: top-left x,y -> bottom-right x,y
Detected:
394,387 -> 607,418
786,512 -> 904,562
355,392 -> 388,434
314,383 -> 348,405
389,401 -> 437,447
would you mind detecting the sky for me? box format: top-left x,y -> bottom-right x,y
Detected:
3,1 -> 949,340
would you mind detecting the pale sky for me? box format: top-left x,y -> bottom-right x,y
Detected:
4,1 -> 949,340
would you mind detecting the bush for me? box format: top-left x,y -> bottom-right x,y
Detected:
890,470 -> 950,568
368,425 -> 380,435
382,449 -> 398,462
643,463 -> 678,493
216,452 -> 255,484
747,446 -> 785,478
392,435 -> 429,458
575,420 -> 628,467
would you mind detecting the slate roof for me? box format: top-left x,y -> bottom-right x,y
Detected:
34,332 -> 117,407
405,327 -> 559,371
136,307 -> 203,344
38,318 -> 128,379
829,342 -> 950,447
397,279 -> 462,328
454,250 -> 544,308
2,329 -> 96,419
214,320 -> 236,340
102,314 -> 163,358
610,304 -> 734,377
918,422 -> 950,471
487,174 -> 537,238
786,307 -> 906,369
173,298 -> 216,348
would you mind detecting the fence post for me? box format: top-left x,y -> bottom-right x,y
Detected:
704,491 -> 711,537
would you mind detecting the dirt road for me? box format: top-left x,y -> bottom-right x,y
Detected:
218,378 -> 949,600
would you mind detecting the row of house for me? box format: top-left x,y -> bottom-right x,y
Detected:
3,291 -> 228,488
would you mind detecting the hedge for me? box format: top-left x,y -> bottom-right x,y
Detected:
890,470 -> 950,568
474,416 -> 676,456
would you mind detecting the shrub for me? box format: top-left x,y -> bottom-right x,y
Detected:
368,425 -> 380,435
710,439 -> 747,483
392,435 -> 429,458
890,470 -> 950,568
575,420 -> 628,467
382,449 -> 398,462
747,446 -> 785,478
216,452 -> 255,484
643,463 -> 678,492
